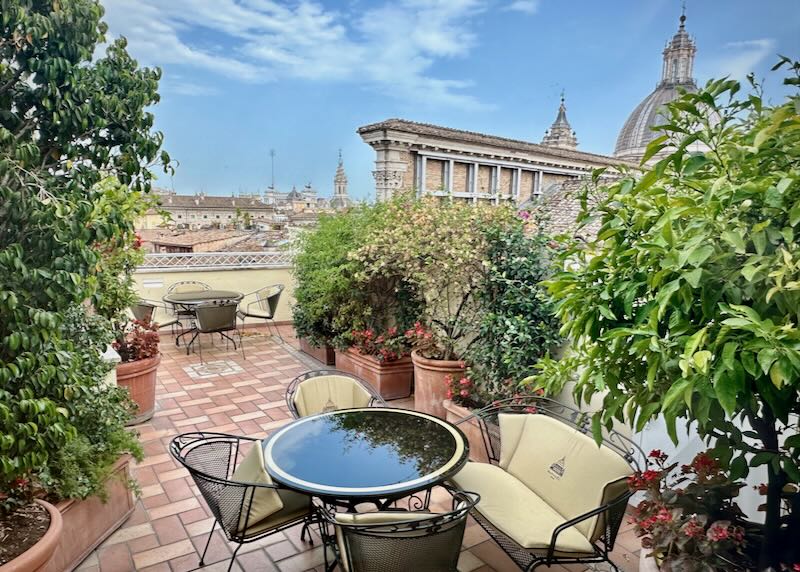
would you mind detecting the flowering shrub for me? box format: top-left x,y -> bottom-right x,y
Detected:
348,327 -> 410,363
113,319 -> 160,363
352,193 -> 518,361
444,373 -> 475,407
629,450 -> 752,570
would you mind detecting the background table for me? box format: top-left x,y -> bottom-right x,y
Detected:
163,290 -> 244,352
262,408 -> 469,509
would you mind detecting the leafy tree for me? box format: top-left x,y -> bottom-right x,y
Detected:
466,220 -> 561,403
534,60 -> 800,568
0,0 -> 168,511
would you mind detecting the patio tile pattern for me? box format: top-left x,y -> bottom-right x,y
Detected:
77,326 -> 642,571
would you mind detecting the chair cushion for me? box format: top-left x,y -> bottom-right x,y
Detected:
334,511 -> 435,572
502,414 -> 632,540
450,462 -> 594,556
293,375 -> 373,417
231,442 -> 285,533
152,307 -> 179,328
243,487 -> 311,537
241,307 -> 272,319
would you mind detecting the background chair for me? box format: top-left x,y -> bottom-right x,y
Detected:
237,284 -> 284,342
170,433 -> 314,572
318,486 -> 479,572
131,299 -> 180,336
450,396 -> 643,571
166,280 -> 211,328
193,301 -> 244,360
285,370 -> 387,419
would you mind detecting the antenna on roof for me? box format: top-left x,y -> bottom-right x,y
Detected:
269,149 -> 276,189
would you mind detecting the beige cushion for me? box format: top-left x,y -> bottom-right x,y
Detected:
504,414 -> 632,540
230,442 -> 284,533
293,375 -> 373,417
450,462 -> 594,556
498,413 -> 527,469
243,487 -> 311,537
334,511 -> 434,572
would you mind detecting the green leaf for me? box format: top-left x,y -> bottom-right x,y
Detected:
751,451 -> 774,467
664,378 -> 692,412
722,342 -> 738,370
683,154 -> 709,176
722,230 -> 747,253
790,201 -> 800,227
758,348 -> 778,375
684,268 -> 703,288
715,371 -> 742,415
591,414 -> 603,445
730,455 -> 749,480
753,231 -> 767,255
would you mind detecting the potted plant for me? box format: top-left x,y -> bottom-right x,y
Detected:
334,327 -> 414,399
535,60 -> 800,569
1,1 -> 169,567
113,319 -> 161,424
630,449 -> 756,571
353,194 -> 518,418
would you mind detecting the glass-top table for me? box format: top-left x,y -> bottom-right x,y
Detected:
262,408 -> 469,506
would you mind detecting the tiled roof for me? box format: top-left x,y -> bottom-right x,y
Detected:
530,179 -> 603,240
157,194 -> 274,210
358,118 -> 633,168
141,229 -> 249,247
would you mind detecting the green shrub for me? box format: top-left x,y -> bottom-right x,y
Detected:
466,220 -> 561,402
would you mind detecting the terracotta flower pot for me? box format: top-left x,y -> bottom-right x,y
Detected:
299,338 -> 336,366
443,399 -> 491,463
411,350 -> 465,419
116,353 -> 161,424
0,500 -> 63,572
335,348 -> 413,400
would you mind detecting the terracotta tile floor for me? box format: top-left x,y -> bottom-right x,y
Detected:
76,326 -> 642,572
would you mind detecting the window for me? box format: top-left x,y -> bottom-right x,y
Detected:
177,215 -> 182,219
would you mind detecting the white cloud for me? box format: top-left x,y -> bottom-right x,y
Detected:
711,38 -> 776,80
101,0 -> 496,109
504,0 -> 539,15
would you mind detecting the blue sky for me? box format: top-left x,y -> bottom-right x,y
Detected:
101,0 -> 799,201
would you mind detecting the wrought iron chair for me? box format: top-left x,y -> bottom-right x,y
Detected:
166,280 -> 212,324
130,299 -> 180,336
318,485 -> 479,572
193,301 -> 244,361
237,284 -> 284,342
449,396 -> 643,571
170,432 -> 315,572
285,370 -> 387,419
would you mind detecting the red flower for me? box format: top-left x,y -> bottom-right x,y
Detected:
458,377 -> 471,386
446,389 -> 454,399
648,449 -> 667,461
459,389 -> 470,398
387,326 -> 397,336
792,564 -> 800,572
756,483 -> 768,495
524,406 -> 537,414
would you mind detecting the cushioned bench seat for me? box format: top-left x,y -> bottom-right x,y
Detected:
449,412 -> 632,562
451,462 -> 594,556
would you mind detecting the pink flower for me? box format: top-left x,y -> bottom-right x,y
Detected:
707,521 -> 732,542
446,389 -> 454,399
458,377 -> 471,386
459,389 -> 470,398
682,518 -> 705,539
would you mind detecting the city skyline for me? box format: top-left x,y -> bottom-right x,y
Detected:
102,0 -> 799,199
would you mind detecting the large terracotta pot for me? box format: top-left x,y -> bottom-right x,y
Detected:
443,399 -> 491,463
299,338 -> 336,366
116,353 -> 161,424
0,500 -> 63,572
335,348 -> 413,400
47,455 -> 135,572
411,350 -> 465,419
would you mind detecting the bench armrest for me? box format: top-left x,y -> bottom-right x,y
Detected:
546,490 -> 631,562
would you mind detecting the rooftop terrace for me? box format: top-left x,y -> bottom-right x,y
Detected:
74,327 -> 643,572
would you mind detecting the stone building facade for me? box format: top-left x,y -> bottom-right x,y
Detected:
357,115 -> 623,204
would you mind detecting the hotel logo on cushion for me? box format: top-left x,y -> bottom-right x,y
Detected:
548,456 -> 566,480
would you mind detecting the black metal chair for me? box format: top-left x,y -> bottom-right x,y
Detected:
193,301 -> 244,361
318,485 -> 480,572
169,432 -> 315,572
285,370 -> 387,419
237,284 -> 285,342
131,299 -> 180,335
449,396 -> 644,572
166,280 -> 211,325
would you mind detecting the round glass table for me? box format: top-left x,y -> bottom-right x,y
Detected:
262,408 -> 469,506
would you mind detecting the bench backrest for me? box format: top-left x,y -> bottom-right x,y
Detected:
499,413 -> 631,541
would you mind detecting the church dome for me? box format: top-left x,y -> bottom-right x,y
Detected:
615,12 -> 697,162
